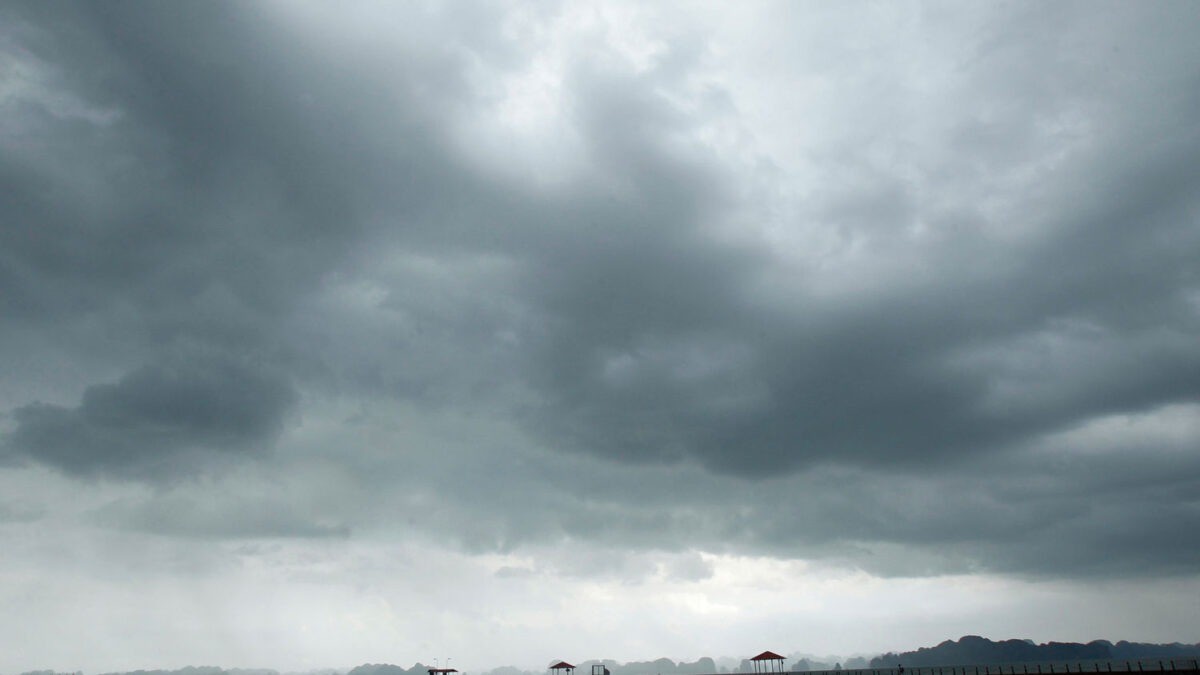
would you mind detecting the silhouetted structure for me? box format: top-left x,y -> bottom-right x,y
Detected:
552,662 -> 576,675
752,652 -> 787,674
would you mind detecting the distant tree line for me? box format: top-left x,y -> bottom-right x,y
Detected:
869,636 -> 1200,668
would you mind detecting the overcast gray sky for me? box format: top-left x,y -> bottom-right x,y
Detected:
2,1 -> 1200,673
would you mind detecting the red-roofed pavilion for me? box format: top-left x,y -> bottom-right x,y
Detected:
550,662 -> 575,675
751,652 -> 786,675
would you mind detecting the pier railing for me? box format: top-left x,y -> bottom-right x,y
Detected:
729,660 -> 1200,675
669,660 -> 1200,675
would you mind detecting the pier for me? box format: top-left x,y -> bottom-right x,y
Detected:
699,660 -> 1200,675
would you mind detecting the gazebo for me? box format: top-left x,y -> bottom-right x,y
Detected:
428,669 -> 458,675
750,652 -> 787,675
551,662 -> 576,675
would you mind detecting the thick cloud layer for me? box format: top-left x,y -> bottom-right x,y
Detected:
5,354 -> 295,481
2,1 -> 1200,671
5,2 -> 1199,480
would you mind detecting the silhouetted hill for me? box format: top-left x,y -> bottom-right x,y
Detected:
574,657 -> 723,675
1111,642 -> 1200,660
678,659 -> 717,675
346,664 -> 435,675
870,636 -> 1200,668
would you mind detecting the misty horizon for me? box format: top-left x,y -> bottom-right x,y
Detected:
9,634 -> 1200,667
11,636 -> 1200,675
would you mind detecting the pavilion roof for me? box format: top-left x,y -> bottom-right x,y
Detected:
751,652 -> 786,662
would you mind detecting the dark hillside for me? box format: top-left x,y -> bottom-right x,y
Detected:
870,637 -> 1200,668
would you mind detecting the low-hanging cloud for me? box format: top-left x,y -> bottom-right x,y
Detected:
4,354 -> 296,482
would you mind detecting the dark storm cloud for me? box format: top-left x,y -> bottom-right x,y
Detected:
751,448 -> 1200,578
4,354 -> 295,482
3,0 -> 1200,583
0,0 -> 466,477
1,1 -> 421,324
512,57 -> 1200,477
388,430 -> 1200,579
11,1 -> 1197,480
